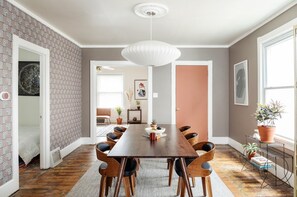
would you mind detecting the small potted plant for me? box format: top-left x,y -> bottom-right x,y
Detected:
136,100 -> 141,110
254,100 -> 284,142
115,106 -> 123,125
242,142 -> 259,160
150,120 -> 157,130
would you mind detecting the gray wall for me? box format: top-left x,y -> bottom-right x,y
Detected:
0,0 -> 82,186
229,5 -> 297,143
82,48 -> 229,138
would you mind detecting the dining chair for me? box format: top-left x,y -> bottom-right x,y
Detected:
113,126 -> 127,137
95,141 -> 137,197
174,141 -> 215,197
106,132 -> 120,143
168,132 -> 199,186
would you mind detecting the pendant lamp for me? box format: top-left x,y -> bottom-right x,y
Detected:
121,3 -> 181,67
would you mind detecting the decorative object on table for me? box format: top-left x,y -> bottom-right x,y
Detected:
133,117 -> 137,121
121,3 -> 181,67
134,79 -> 148,100
234,60 -> 248,106
115,106 -> 123,125
18,61 -> 40,96
242,142 -> 259,160
125,88 -> 133,108
254,100 -> 284,142
136,100 -> 141,109
150,120 -> 157,130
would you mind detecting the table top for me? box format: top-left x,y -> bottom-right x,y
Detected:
108,124 -> 198,158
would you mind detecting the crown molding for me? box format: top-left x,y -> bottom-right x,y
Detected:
228,0 -> 297,47
7,0 -> 82,47
80,44 -> 229,49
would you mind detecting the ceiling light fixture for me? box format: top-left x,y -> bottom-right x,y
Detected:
121,3 -> 181,67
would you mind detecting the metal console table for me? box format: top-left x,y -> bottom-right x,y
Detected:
241,135 -> 293,188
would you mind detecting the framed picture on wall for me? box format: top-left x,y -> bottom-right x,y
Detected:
234,60 -> 248,106
18,61 -> 40,96
134,79 -> 148,100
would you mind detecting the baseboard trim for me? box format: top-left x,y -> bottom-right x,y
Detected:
80,137 -> 94,145
0,179 -> 19,197
228,137 -> 294,187
209,137 -> 229,144
60,138 -> 81,158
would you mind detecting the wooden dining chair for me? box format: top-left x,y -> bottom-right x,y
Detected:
113,126 -> 127,137
95,141 -> 137,197
106,132 -> 120,143
168,132 -> 199,186
175,141 -> 216,197
179,125 -> 191,132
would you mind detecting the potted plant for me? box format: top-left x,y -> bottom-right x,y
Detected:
150,120 -> 157,130
115,106 -> 123,125
242,142 -> 259,160
254,100 -> 284,142
136,100 -> 141,110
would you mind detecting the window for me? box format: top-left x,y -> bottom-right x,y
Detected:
97,75 -> 123,108
261,31 -> 294,140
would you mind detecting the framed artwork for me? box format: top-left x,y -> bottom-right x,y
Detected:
234,60 -> 248,106
18,61 -> 40,96
134,79 -> 147,100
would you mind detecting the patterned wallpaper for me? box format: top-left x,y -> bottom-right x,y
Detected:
0,0 -> 82,185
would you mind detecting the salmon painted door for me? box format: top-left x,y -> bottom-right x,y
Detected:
176,66 -> 208,141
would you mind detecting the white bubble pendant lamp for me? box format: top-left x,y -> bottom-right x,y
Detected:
121,3 -> 181,67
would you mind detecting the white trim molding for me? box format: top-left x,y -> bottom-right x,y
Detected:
171,61 -> 214,140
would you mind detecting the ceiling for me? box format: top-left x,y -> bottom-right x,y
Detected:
12,0 -> 297,47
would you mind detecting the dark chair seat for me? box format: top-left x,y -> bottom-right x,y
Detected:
179,125 -> 191,132
184,132 -> 198,140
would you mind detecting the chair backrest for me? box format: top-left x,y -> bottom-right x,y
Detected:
184,132 -> 199,146
97,108 -> 111,116
187,141 -> 215,177
113,126 -> 127,137
95,141 -> 120,177
179,125 -> 191,132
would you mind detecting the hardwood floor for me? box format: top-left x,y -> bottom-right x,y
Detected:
11,144 -> 293,197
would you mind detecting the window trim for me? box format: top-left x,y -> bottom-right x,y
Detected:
257,17 -> 297,151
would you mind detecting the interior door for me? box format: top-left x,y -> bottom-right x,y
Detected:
176,65 -> 208,141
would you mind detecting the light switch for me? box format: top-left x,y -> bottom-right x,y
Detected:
153,93 -> 158,98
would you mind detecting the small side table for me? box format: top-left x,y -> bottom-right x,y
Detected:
127,109 -> 142,124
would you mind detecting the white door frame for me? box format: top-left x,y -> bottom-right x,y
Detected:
10,35 -> 51,194
90,61 -> 153,143
171,61 -> 213,140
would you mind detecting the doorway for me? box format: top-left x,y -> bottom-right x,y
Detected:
11,35 -> 50,192
171,61 -> 213,140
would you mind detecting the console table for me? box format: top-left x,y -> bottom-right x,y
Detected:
241,135 -> 293,188
127,109 -> 142,124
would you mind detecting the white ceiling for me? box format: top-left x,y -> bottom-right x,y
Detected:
12,0 -> 297,47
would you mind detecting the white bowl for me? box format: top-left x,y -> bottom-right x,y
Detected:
145,127 -> 166,135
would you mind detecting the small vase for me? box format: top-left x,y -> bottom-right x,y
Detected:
117,117 -> 122,125
248,152 -> 256,160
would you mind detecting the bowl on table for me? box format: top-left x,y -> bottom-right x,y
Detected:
145,127 -> 166,136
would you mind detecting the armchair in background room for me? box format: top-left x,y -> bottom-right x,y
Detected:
97,108 -> 111,124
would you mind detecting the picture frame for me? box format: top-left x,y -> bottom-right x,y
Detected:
18,61 -> 40,96
134,79 -> 148,100
234,60 -> 248,106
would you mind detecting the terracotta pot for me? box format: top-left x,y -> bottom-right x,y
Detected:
258,126 -> 276,143
248,152 -> 256,160
116,117 -> 122,125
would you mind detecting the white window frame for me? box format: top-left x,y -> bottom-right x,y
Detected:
257,18 -> 297,151
97,74 -> 124,108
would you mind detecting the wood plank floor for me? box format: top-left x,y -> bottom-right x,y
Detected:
11,144 -> 293,197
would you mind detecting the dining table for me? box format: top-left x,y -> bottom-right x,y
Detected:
108,124 -> 198,197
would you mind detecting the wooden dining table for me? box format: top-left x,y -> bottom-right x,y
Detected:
108,124 -> 198,197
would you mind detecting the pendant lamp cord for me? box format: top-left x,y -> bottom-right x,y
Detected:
150,12 -> 153,40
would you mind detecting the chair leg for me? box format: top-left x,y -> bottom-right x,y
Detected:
176,176 -> 181,196
206,176 -> 213,197
168,159 -> 174,186
129,175 -> 135,196
123,177 -> 131,197
99,176 -> 106,197
201,177 -> 206,196
180,178 -> 186,197
191,176 -> 195,187
105,177 -> 112,196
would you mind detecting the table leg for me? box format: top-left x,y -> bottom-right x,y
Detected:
179,158 -> 193,197
114,157 -> 127,197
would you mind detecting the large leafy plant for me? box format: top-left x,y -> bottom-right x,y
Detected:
254,100 -> 284,127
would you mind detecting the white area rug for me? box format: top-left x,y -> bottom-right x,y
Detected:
67,159 -> 234,197
97,124 -> 129,137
